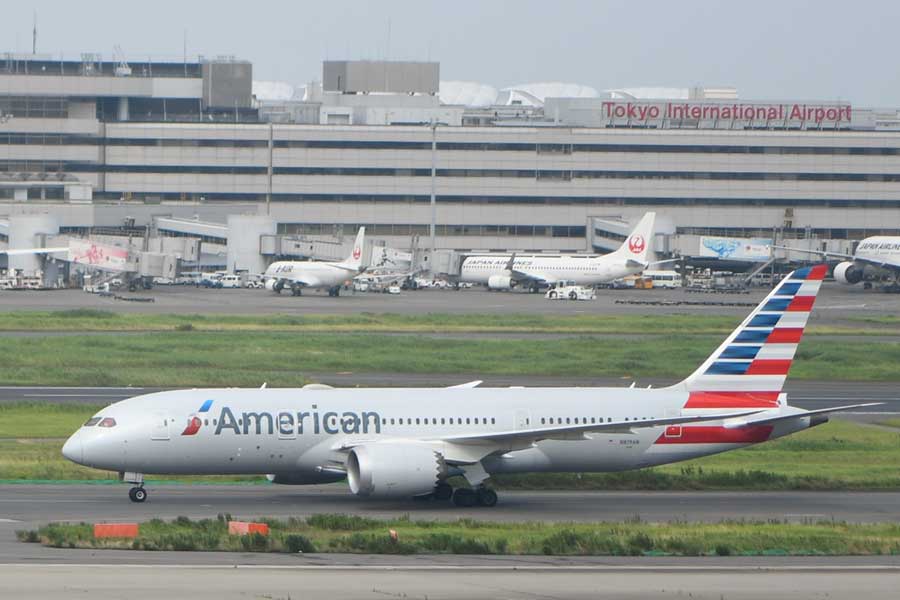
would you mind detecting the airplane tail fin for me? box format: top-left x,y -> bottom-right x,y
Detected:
670,264 -> 828,408
613,212 -> 655,264
343,227 -> 366,270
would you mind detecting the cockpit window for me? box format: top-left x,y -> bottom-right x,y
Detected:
98,417 -> 117,428
83,417 -> 101,427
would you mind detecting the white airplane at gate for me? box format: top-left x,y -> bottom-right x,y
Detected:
459,212 -> 661,291
263,227 -> 365,297
781,236 -> 900,289
62,264 -> 876,506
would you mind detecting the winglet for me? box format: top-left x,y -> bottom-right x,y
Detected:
504,252 -> 517,272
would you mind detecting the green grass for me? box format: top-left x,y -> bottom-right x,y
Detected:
0,309 -> 895,335
879,419 -> 900,429
3,406 -> 899,489
0,332 -> 898,387
18,514 -> 900,556
0,403 -> 105,439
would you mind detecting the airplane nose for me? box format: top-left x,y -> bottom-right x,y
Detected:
61,433 -> 83,464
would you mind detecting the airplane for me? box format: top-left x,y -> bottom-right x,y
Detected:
61,263 -> 877,506
779,236 -> 900,290
263,227 -> 366,297
458,212 -> 666,291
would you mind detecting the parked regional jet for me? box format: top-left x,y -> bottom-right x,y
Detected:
263,227 -> 365,296
458,212 -> 663,291
62,264 -> 876,506
781,236 -> 900,289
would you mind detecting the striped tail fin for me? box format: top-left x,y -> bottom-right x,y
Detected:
672,264 -> 828,409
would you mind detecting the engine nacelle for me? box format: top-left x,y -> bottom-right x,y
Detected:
265,278 -> 284,292
346,442 -> 443,498
487,275 -> 514,290
833,261 -> 864,285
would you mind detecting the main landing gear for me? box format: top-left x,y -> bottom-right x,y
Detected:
327,286 -> 341,297
428,482 -> 498,507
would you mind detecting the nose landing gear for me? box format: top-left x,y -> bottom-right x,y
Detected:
121,471 -> 147,503
128,486 -> 147,503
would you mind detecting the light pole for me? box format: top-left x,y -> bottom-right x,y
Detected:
429,119 -> 438,269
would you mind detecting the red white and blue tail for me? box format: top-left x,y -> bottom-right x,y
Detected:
672,264 -> 828,408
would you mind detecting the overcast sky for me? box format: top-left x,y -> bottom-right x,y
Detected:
2,0 -> 898,105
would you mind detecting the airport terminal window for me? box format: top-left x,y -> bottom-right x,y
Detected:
83,417 -> 101,427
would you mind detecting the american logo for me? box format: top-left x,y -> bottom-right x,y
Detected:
181,399 -> 214,435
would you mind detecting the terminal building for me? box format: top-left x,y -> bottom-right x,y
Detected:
1,52 -> 899,282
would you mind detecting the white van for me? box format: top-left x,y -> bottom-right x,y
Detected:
643,270 -> 682,289
220,275 -> 243,288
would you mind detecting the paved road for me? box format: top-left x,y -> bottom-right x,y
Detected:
6,486 -> 900,525
2,381 -> 898,414
2,562 -> 899,600
2,283 -> 899,323
3,486 -> 899,597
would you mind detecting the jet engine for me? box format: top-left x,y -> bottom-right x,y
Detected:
346,442 -> 444,498
265,278 -> 284,292
833,261 -> 864,285
487,275 -> 515,290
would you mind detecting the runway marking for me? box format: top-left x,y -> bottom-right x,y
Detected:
1,563 -> 899,572
0,519 -> 21,523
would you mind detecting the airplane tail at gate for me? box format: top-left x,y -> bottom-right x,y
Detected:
669,264 -> 828,408
613,212 -> 656,264
343,227 -> 366,270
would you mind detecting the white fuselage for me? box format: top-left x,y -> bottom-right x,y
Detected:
854,237 -> 900,268
264,261 -> 353,290
63,387 -> 810,480
459,254 -> 641,287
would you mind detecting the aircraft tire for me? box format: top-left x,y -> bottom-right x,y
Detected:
568,291 -> 577,300
549,291 -> 557,299
452,488 -> 477,507
129,487 -> 147,503
476,487 -> 498,507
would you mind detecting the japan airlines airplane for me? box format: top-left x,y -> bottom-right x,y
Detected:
781,236 -> 900,289
61,264 -> 876,506
263,227 -> 365,297
458,212 -> 660,291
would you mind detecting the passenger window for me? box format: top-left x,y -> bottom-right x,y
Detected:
566,417 -> 571,424
416,418 -> 420,425
474,418 -> 479,425
83,417 -> 101,427
491,418 -> 496,425
574,418 -> 579,424
466,418 -> 471,425
441,418 -> 446,425
390,418 -> 395,425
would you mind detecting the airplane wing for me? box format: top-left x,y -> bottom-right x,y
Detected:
723,403 -> 883,429
510,268 -> 551,284
436,409 -> 762,445
853,256 -> 900,270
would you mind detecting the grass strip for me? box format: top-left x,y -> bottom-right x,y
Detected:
0,332 -> 898,387
17,513 -> 900,556
0,309 -> 895,336
3,413 -> 899,490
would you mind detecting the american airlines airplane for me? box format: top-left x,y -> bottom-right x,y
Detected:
263,227 -> 365,296
458,212 -> 660,291
784,236 -> 900,289
61,264 -> 875,506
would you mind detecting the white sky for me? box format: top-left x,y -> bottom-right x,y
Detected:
2,0 -> 898,106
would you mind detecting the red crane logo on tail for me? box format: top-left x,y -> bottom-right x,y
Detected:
353,246 -> 361,260
628,234 -> 646,254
